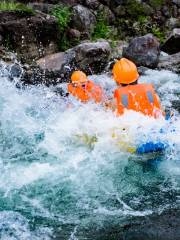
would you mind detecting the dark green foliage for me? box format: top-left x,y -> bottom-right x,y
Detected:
149,0 -> 165,8
4,33 -> 13,50
151,26 -> 166,43
50,5 -> 75,51
0,1 -> 35,15
126,0 -> 146,20
92,12 -> 113,40
58,34 -> 80,51
51,5 -> 71,32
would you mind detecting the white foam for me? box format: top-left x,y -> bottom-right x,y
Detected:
0,62 -> 180,235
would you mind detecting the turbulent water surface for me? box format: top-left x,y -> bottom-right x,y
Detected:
0,63 -> 180,239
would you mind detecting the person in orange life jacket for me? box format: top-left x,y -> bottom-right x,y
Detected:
68,70 -> 104,103
111,58 -> 164,118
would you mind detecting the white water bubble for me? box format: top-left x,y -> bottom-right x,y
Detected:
0,61 -> 180,237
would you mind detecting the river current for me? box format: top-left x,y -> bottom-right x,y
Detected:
0,62 -> 180,239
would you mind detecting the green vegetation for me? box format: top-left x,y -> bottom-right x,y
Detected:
126,0 -> 146,20
51,5 -> 71,32
151,26 -> 165,43
50,5 -> 73,51
0,1 -> 34,15
138,16 -> 149,24
149,0 -> 164,8
58,34 -> 79,51
92,12 -> 113,40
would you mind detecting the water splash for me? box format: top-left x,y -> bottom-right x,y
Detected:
0,61 -> 180,239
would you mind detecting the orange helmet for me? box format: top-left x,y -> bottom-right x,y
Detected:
112,58 -> 139,84
71,71 -> 87,83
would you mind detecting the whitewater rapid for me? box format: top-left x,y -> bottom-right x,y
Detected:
0,62 -> 180,239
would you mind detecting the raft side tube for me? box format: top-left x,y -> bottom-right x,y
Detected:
136,141 -> 167,154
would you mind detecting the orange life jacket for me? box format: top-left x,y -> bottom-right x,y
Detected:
68,80 -> 103,103
114,83 -> 163,118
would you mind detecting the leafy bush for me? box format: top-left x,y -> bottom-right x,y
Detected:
92,13 -> 112,40
151,26 -> 165,43
149,0 -> 164,8
51,5 -> 71,32
0,1 -> 34,15
126,0 -> 146,20
50,5 -> 73,51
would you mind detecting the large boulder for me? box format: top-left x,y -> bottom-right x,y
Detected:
0,11 -> 59,62
37,52 -> 66,72
161,28 -> 180,54
158,52 -> 180,73
69,40 -> 111,74
36,40 -> 111,84
122,34 -> 160,68
71,5 -> 96,38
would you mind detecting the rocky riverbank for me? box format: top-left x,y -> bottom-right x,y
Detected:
0,2 -> 180,240
0,0 -> 179,87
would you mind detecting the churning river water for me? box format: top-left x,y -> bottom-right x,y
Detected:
0,62 -> 180,239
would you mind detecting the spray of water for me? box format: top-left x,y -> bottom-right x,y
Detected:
0,61 -> 180,239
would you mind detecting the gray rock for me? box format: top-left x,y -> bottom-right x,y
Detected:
71,5 -> 96,37
162,5 -> 170,17
28,3 -> 54,14
172,100 -> 180,112
172,0 -> 180,6
114,5 -> 126,17
97,4 -> 115,24
69,40 -> 111,74
137,66 -> 151,75
158,52 -> 180,73
142,3 -> 154,16
110,40 -> 128,60
9,64 -> 23,78
36,40 -> 111,84
85,0 -> 100,9
166,18 -> 180,30
122,34 -> 160,68
172,5 -> 179,18
37,52 -> 66,71
0,11 -> 59,62
161,28 -> 180,54
67,28 -> 81,39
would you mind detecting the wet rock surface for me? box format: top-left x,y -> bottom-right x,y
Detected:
122,34 -> 160,68
36,40 -> 111,83
71,5 -> 96,38
158,52 -> 180,73
68,40 -> 111,74
0,11 -> 59,62
161,28 -> 180,54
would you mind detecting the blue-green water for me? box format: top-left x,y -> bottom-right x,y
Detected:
0,64 -> 180,239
